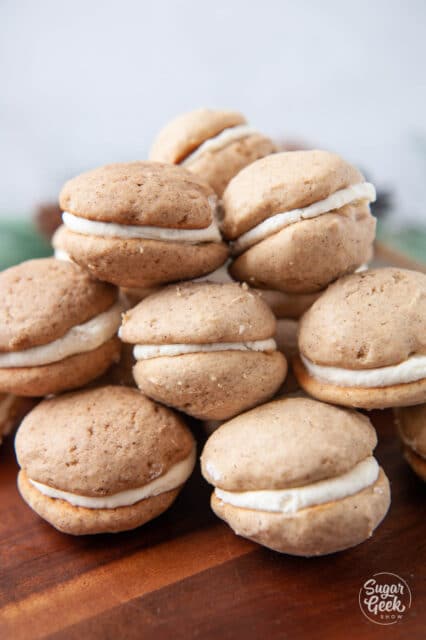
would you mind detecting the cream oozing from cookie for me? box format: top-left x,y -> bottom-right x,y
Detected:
233,182 -> 376,254
0,301 -> 124,368
214,456 -> 379,514
181,124 -> 257,166
62,196 -> 222,243
130,338 -> 277,360
29,446 -> 196,509
53,248 -> 72,262
300,353 -> 426,388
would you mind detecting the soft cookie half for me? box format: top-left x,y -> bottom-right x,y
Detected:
15,386 -> 196,535
53,162 -> 228,288
294,268 -> 426,409
0,258 -> 122,396
119,282 -> 287,420
149,108 -> 276,196
223,150 -> 376,293
201,397 -> 390,556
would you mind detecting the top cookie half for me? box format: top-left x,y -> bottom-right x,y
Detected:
149,108 -> 276,196
59,161 -> 216,229
222,149 -> 367,239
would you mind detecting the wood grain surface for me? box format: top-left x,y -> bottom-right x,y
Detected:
0,410 -> 424,640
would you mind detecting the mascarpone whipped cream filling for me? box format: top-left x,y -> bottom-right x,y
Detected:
130,338 -> 277,361
233,182 -> 376,254
54,248 -> 72,262
300,353 -> 426,388
62,196 -> 222,244
28,446 -> 196,509
181,124 -> 258,166
215,456 -> 379,514
0,301 -> 124,368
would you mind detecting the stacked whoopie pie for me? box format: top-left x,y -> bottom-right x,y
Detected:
16,386 -> 196,535
150,108 -> 276,196
53,161 -> 229,288
4,107 -> 425,554
0,258 -> 123,397
294,268 -> 426,409
201,398 -> 390,556
119,282 -> 287,420
222,150 -> 376,293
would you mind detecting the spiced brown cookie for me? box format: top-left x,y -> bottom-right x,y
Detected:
0,258 -> 122,396
53,162 -> 228,288
15,386 -> 196,535
294,268 -> 426,409
201,397 -> 390,556
223,150 -> 376,293
120,282 -> 287,420
149,108 -> 276,196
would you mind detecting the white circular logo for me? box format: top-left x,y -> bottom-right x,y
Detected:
359,572 -> 412,625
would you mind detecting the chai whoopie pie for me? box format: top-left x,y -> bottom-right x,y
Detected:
222,150 -> 376,293
294,268 -> 426,409
394,404 -> 426,480
149,108 -> 276,196
15,386 -> 196,535
119,282 -> 287,420
201,397 -> 390,556
53,161 -> 228,288
0,258 -> 122,396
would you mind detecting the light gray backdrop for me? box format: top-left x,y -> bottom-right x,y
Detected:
1,0 -> 425,223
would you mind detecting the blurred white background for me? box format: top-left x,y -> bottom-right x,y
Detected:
1,0 -> 425,223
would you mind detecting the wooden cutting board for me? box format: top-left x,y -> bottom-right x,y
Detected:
0,409 -> 424,639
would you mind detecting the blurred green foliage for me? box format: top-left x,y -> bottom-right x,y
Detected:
0,222 -> 52,270
376,220 -> 426,265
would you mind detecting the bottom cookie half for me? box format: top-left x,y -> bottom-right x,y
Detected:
293,356 -> 426,410
0,338 -> 121,397
18,471 -> 181,535
211,469 -> 390,556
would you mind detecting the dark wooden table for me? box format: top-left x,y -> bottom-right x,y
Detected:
0,410 -> 424,639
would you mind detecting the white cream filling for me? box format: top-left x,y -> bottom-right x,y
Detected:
181,124 -> 257,166
62,195 -> 221,244
0,301 -> 124,368
301,353 -> 426,388
131,338 -> 277,361
215,456 -> 379,514
29,447 -> 196,509
53,248 -> 72,262
355,263 -> 369,273
233,182 -> 376,254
